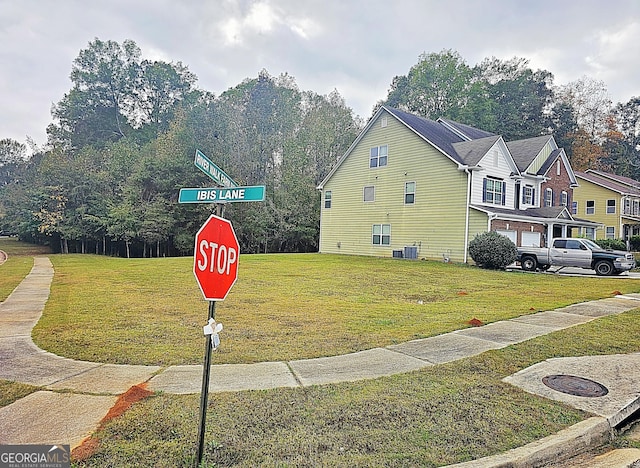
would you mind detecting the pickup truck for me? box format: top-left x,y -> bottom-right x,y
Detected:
517,238 -> 636,276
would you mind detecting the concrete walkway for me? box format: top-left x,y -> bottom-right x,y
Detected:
1,257 -> 639,466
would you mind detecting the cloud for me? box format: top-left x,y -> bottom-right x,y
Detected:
1,0 -> 640,149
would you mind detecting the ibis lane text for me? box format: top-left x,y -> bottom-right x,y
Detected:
196,188 -> 246,201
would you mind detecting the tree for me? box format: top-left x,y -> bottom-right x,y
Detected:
384,50 -> 475,120
474,57 -> 554,140
0,138 -> 27,186
557,77 -> 612,142
548,101 -> 578,158
135,60 -> 198,138
50,39 -> 141,149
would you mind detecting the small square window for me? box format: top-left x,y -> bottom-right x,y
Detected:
369,145 -> 388,168
363,186 -> 375,202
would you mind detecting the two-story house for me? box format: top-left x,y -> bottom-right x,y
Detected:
573,170 -> 640,241
318,106 -> 599,263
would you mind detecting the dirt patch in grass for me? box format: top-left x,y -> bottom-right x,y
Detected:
72,383 -> 153,462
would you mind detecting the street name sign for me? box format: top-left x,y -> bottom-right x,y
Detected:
194,149 -> 237,188
179,185 -> 265,204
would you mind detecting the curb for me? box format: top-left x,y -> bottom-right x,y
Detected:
446,417 -> 613,467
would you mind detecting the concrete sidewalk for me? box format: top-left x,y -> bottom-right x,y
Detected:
1,256 -> 639,466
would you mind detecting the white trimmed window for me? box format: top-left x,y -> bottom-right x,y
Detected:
372,224 -> 390,245
404,181 -> 416,204
363,186 -> 375,202
483,177 -> 505,205
606,226 -> 615,239
561,191 -> 568,207
522,185 -> 534,205
324,191 -> 332,209
369,145 -> 388,168
544,188 -> 553,207
607,199 -> 616,214
586,200 -> 595,215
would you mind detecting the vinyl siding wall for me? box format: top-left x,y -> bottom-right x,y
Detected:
572,179 -> 618,238
319,110 -> 472,262
470,142 -> 516,208
527,140 -> 556,175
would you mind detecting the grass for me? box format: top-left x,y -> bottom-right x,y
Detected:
2,243 -> 639,465
0,238 -> 50,301
0,239 -> 50,406
75,308 -> 640,467
0,380 -> 40,408
31,253 -> 640,366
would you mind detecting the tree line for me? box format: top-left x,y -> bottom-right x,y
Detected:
0,44 -> 638,257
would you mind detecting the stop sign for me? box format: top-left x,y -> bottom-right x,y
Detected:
193,215 -> 239,301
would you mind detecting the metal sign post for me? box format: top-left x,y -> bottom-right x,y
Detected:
180,155 -> 263,467
195,300 -> 215,466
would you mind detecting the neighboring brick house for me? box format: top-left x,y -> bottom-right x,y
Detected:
318,106 -> 600,262
573,170 -> 640,241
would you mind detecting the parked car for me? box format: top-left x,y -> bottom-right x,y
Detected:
516,238 -> 636,276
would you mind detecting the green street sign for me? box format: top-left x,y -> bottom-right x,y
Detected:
194,149 -> 237,188
179,186 -> 266,204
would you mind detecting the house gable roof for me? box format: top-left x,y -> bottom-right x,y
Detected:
452,135 -> 503,166
383,107 -> 467,164
437,118 -> 496,141
319,106 -> 576,189
576,170 -> 640,195
506,135 -> 554,172
585,170 -> 640,189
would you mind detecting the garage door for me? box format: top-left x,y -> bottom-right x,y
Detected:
521,231 -> 541,247
496,230 -> 517,244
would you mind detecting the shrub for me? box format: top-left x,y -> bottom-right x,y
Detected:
630,235 -> 640,251
594,238 -> 627,251
468,231 -> 517,269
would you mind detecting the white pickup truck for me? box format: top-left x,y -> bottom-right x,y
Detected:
517,238 -> 636,276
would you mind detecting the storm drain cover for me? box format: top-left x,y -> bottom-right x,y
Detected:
542,374 -> 609,397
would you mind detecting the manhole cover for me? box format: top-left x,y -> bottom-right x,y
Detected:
542,374 -> 609,397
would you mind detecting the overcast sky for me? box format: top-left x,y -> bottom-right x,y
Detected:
1,0 -> 639,150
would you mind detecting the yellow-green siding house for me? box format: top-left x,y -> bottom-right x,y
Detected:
318,107 -> 598,263
573,170 -> 640,241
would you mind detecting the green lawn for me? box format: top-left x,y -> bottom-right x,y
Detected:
31,253 -> 640,366
2,244 -> 640,466
77,309 -> 640,467
0,238 -> 50,301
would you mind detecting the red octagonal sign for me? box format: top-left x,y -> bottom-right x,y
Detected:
193,215 -> 239,301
